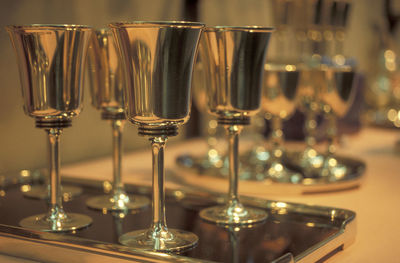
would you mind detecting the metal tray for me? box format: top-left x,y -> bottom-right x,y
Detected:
0,174 -> 356,262
176,152 -> 365,195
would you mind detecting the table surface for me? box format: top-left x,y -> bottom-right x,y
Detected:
1,127 -> 399,262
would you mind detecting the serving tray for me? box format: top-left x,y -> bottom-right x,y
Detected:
0,173 -> 356,262
176,151 -> 365,195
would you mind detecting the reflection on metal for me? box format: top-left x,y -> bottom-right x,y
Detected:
7,24 -> 93,232
177,150 -> 366,194
86,29 -> 150,212
0,175 -> 356,263
111,21 -> 204,252
199,26 -> 273,226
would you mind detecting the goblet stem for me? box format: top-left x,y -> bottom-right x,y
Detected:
199,123 -> 268,225
321,113 -> 345,178
271,116 -> 283,159
266,116 -> 301,182
227,125 -> 242,211
47,128 -> 64,216
119,133 -> 197,251
111,119 -> 125,195
86,117 -> 149,211
20,125 -> 92,232
150,136 -> 168,236
326,114 -> 337,157
228,227 -> 239,263
304,110 -> 317,149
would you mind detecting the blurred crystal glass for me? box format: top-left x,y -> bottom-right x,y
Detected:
320,65 -> 357,179
262,63 -> 302,182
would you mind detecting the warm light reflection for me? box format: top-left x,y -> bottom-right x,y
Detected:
328,158 -> 337,167
103,181 -> 112,193
285,64 -> 296,71
276,202 -> 287,208
20,184 -> 31,192
173,190 -> 184,199
331,210 -> 336,221
20,170 -> 30,177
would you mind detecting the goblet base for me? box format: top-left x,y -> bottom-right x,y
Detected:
23,185 -> 82,200
19,213 -> 92,232
86,194 -> 150,211
119,228 -> 198,252
199,205 -> 268,226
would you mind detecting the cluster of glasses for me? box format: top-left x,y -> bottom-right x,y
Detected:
6,20 -> 280,252
179,0 -> 359,186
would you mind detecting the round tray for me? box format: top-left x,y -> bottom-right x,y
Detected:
175,152 -> 366,195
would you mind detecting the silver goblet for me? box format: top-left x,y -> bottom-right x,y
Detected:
199,26 -> 273,225
262,63 -> 302,182
85,29 -> 150,212
7,24 -> 93,232
110,21 -> 204,252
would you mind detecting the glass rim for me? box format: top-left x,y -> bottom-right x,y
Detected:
5,24 -> 92,32
205,26 -> 275,32
109,21 -> 205,29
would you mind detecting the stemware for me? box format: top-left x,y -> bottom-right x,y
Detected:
199,26 -> 273,225
262,63 -> 302,182
320,66 -> 357,178
85,29 -> 149,211
7,24 -> 93,231
110,21 -> 204,251
293,0 -> 329,176
296,67 -> 326,175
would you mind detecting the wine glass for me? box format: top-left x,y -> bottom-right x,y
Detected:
262,63 -> 302,183
7,24 -> 93,231
85,29 -> 150,211
320,66 -> 357,178
199,26 -> 273,225
110,21 -> 204,252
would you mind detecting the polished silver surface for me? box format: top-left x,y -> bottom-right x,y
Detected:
7,24 -> 91,120
177,148 -> 366,194
87,29 -> 125,115
111,21 -> 204,252
110,21 -> 204,128
86,29 -> 150,212
199,26 -> 273,226
199,26 -> 274,119
0,175 -> 357,263
7,24 -> 92,232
